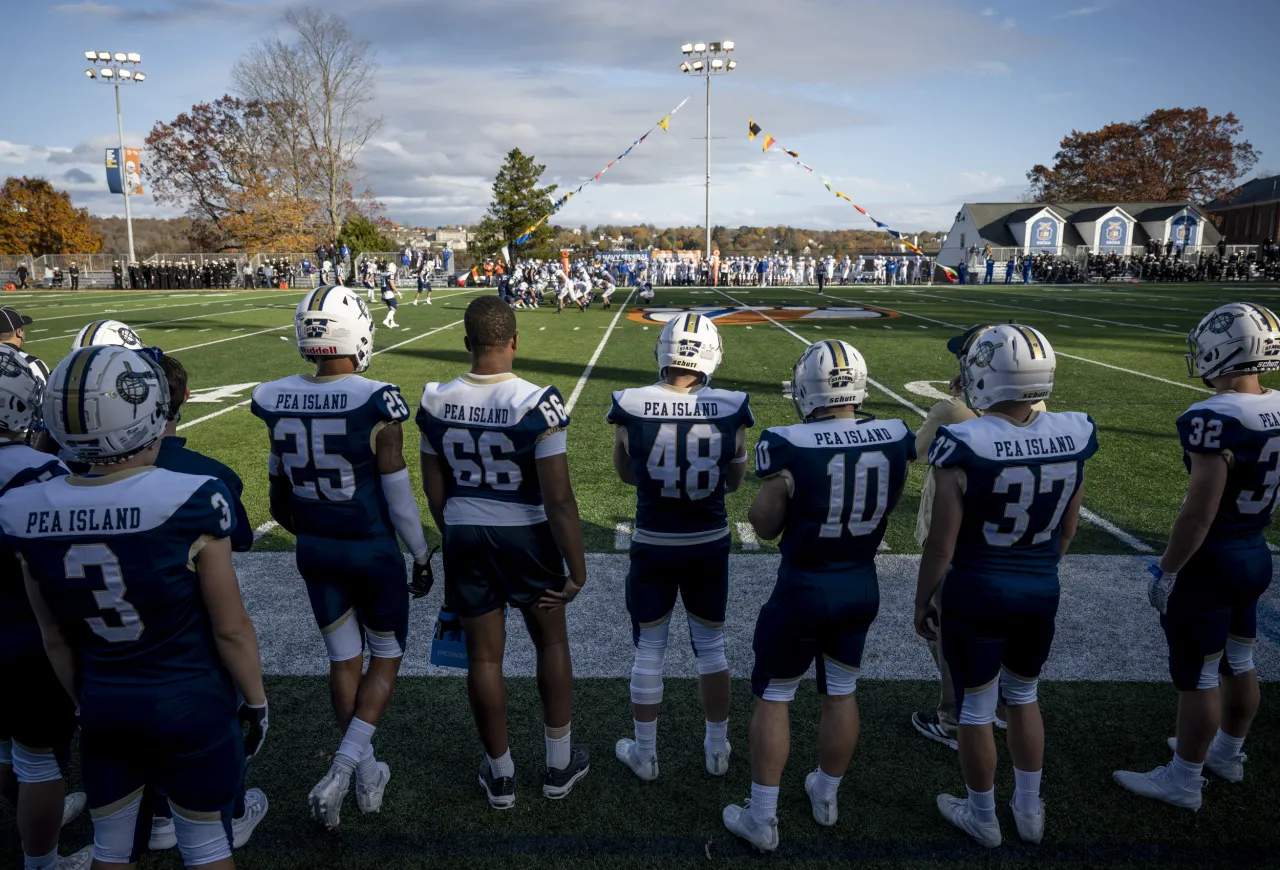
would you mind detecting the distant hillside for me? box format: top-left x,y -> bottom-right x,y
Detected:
89,216 -> 202,258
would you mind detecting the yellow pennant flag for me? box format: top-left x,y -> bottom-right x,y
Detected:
657,115 -> 671,131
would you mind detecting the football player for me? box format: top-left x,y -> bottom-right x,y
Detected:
0,345 -> 92,870
251,286 -> 431,830
380,269 -> 403,329
0,306 -> 50,386
914,324 -> 1096,848
608,313 -> 753,783
417,296 -> 590,810
1114,303 -> 1279,810
70,319 -> 144,352
910,325 -> 1046,750
2,345 -> 269,869
722,341 -> 913,851
413,261 -> 432,306
596,275 -> 617,310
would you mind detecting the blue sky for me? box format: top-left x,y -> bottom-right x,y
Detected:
2,0 -> 1276,233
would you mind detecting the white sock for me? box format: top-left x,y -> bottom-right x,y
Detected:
1210,729 -> 1245,758
813,767 -> 841,802
546,728 -> 571,770
25,848 -> 57,870
749,782 -> 779,825
1171,754 -> 1203,790
335,717 -> 376,774
966,785 -> 996,824
356,744 -> 378,783
704,719 -> 729,754
488,749 -> 515,779
634,719 -> 657,757
1013,767 -> 1042,815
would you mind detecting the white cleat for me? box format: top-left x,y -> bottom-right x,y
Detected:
936,794 -> 1002,848
56,848 -> 92,870
232,789 -> 269,848
1166,738 -> 1245,783
356,762 -> 391,813
804,770 -> 837,826
1113,764 -> 1203,811
722,801 -> 779,852
615,738 -> 658,782
149,815 -> 177,851
62,792 -> 86,827
309,763 -> 352,830
705,741 -> 731,777
1010,797 -> 1044,844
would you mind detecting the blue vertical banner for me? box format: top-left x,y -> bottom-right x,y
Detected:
105,148 -> 123,194
1171,215 -> 1199,248
1099,216 -> 1128,251
1030,216 -> 1060,249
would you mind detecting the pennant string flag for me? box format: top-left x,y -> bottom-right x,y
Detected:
512,97 -> 690,246
746,118 -> 930,258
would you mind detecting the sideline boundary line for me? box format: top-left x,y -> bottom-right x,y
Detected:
565,290 -> 636,414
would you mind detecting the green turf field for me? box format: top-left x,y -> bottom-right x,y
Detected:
8,281 -> 1279,554
3,282 -> 1279,867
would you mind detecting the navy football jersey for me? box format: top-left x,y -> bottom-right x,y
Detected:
417,372 -> 569,526
608,383 -> 754,545
930,411 -> 1098,578
755,416 -> 915,570
0,444 -> 68,632
0,468 -> 236,689
1177,390 -> 1280,548
251,373 -> 411,540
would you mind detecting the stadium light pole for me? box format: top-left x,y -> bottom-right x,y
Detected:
84,50 -> 146,267
680,41 -> 737,260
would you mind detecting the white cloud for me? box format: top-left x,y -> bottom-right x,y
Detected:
957,171 -> 1007,191
981,7 -> 997,15
1000,17 -> 1017,30
1055,2 -> 1111,18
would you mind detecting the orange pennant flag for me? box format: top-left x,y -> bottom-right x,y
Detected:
762,135 -> 776,152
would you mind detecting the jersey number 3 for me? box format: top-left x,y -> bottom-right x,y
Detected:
66,544 -> 144,643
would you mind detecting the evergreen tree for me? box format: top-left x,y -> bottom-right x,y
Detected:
471,148 -> 557,261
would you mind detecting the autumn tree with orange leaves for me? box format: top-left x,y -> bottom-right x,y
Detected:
1027,107 -> 1259,204
0,176 -> 103,255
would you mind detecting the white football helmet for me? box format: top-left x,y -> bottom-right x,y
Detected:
792,340 -> 868,419
44,346 -> 169,464
0,344 -> 45,434
655,312 -> 723,382
71,319 -> 143,352
296,285 -> 375,373
957,323 -> 1056,411
1185,303 -> 1280,380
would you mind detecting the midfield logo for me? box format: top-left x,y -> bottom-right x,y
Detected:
628,306 -> 900,326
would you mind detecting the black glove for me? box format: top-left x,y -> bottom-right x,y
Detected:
409,546 -> 441,599
238,700 -> 269,761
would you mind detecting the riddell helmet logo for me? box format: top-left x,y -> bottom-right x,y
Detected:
307,346 -> 342,355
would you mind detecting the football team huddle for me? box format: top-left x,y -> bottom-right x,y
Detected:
0,288 -> 1275,868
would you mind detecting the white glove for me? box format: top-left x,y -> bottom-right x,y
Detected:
1146,563 -> 1177,615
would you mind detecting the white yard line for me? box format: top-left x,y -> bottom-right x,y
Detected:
17,290 -> 300,325
168,325 -> 292,353
736,522 -> 760,551
614,522 -> 632,550
716,288 -> 1151,553
918,292 -> 1183,335
564,290 -> 636,414
807,293 -> 1212,397
253,521 -> 279,541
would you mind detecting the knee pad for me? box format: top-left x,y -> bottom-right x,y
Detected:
958,678 -> 999,726
1225,636 -> 1256,676
760,677 -> 800,703
999,669 -> 1039,707
820,656 -> 860,697
688,617 -> 728,676
365,627 -> 404,660
321,610 -> 364,662
172,803 -> 232,866
631,618 -> 670,705
91,787 -> 144,864
12,741 -> 62,784
0,739 -> 11,767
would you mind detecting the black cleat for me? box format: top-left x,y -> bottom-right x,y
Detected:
478,758 -> 516,810
543,744 -> 590,799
